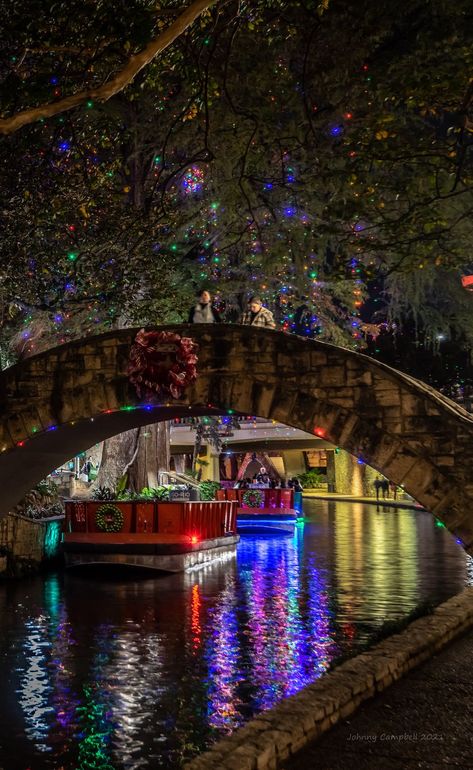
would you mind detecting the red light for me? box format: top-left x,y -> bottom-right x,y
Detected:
17,441 -> 25,447
344,112 -> 353,120
313,427 -> 325,437
191,535 -> 199,544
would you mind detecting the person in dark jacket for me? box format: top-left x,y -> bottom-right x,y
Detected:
188,289 -> 222,323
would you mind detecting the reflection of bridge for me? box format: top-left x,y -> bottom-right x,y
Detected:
1,325 -> 473,550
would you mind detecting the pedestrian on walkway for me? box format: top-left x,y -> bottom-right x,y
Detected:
374,476 -> 383,501
240,297 -> 276,329
188,289 -> 222,323
381,478 -> 389,499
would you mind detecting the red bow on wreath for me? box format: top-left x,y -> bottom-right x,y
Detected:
128,330 -> 198,400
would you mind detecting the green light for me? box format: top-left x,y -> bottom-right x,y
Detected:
86,100 -> 93,108
310,271 -> 317,278
171,244 -> 178,251
44,521 -> 62,559
68,252 -> 78,261
213,257 -> 220,263
227,409 -> 234,414
435,520 -> 445,528
210,202 -> 219,210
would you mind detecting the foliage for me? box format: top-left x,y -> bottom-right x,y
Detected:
14,477 -> 64,519
198,480 -> 220,501
0,0 -> 472,371
92,485 -> 115,501
297,470 -> 324,489
115,474 -> 128,498
139,486 -> 170,501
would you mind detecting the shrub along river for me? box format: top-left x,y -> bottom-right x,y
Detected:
0,499 -> 471,769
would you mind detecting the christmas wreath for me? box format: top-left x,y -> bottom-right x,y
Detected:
95,504 -> 124,533
128,329 -> 198,400
242,489 -> 263,508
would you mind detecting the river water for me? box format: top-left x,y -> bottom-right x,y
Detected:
0,499 -> 471,770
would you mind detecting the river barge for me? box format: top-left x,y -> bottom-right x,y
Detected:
63,499 -> 238,572
216,488 -> 302,534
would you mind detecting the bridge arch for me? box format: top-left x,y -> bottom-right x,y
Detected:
1,324 -> 472,551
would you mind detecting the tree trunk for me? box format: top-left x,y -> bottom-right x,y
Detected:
92,428 -> 140,491
173,454 -> 187,474
128,421 -> 170,491
91,421 -> 170,493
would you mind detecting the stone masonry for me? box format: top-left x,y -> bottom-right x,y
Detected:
0,325 -> 473,549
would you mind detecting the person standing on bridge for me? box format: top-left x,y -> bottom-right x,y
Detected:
188,289 -> 222,324
240,297 -> 276,329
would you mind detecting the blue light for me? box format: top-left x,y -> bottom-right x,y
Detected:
284,206 -> 296,217
264,183 -> 273,190
330,125 -> 343,137
58,141 -> 70,152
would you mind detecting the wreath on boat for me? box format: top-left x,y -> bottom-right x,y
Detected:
128,329 -> 198,400
95,504 -> 124,533
242,489 -> 263,508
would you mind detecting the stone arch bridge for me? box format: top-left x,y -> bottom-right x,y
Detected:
1,325 -> 473,551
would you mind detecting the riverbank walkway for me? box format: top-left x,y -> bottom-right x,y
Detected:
282,626 -> 473,770
302,490 -> 424,511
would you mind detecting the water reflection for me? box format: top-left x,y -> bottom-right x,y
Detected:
0,501 -> 471,769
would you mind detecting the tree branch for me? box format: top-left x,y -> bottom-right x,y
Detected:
0,0 -> 219,135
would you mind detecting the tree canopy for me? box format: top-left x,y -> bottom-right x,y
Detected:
1,0 -> 473,365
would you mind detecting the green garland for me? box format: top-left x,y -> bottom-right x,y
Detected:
242,489 -> 263,508
95,504 -> 124,533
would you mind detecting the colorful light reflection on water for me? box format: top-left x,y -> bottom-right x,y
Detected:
0,500 -> 472,769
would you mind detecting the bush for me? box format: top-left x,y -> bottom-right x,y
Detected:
139,486 -> 170,501
199,480 -> 221,501
92,486 -> 115,501
298,470 -> 323,488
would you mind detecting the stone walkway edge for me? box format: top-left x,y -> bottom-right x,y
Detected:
184,587 -> 473,770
